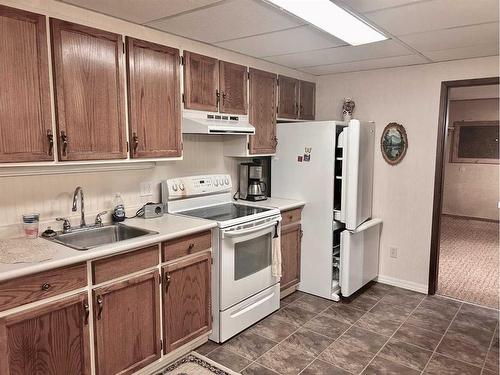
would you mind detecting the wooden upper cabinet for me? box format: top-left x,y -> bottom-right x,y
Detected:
219,60 -> 247,115
278,75 -> 299,119
299,80 -> 316,120
183,51 -> 218,112
0,5 -> 53,163
163,251 -> 211,353
93,271 -> 161,375
50,19 -> 126,161
0,293 -> 91,375
249,68 -> 277,155
126,37 -> 182,158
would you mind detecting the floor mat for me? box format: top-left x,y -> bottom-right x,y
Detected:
157,353 -> 236,375
437,215 -> 499,309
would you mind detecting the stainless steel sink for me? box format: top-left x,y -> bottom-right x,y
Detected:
49,224 -> 158,251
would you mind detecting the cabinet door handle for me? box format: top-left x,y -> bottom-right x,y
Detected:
47,129 -> 54,156
222,91 -> 226,105
83,300 -> 90,325
273,136 -> 278,147
41,282 -> 51,291
60,131 -> 68,156
96,295 -> 103,320
188,243 -> 194,252
132,132 -> 139,154
295,102 -> 299,115
164,273 -> 171,290
216,89 -> 220,108
300,229 -> 304,239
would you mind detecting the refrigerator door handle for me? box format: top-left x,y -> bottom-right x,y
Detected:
340,128 -> 348,224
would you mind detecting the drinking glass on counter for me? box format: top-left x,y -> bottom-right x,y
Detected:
22,214 -> 40,239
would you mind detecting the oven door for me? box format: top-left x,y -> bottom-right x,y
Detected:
219,216 -> 280,310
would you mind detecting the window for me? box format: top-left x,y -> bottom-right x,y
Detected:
450,121 -> 499,164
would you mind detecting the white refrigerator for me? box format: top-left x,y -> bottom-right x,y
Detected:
272,120 -> 382,300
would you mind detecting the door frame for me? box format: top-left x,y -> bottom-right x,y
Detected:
428,76 -> 499,295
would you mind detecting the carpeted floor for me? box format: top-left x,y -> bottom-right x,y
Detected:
437,215 -> 499,309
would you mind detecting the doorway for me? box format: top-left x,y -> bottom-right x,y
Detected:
429,77 -> 499,309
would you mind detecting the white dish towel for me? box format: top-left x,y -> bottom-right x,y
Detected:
271,230 -> 282,278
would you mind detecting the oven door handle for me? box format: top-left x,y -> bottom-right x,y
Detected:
221,219 -> 281,238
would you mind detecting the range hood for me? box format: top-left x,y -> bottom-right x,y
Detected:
182,111 -> 255,135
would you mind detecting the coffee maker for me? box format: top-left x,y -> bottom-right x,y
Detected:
239,161 -> 267,201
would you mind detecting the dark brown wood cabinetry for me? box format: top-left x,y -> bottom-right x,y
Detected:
50,19 -> 126,161
278,75 -> 299,119
299,80 -> 316,120
0,6 -> 53,163
183,51 -> 219,112
277,76 -> 316,120
93,271 -> 161,375
162,251 -> 212,353
249,68 -> 277,155
126,37 -> 182,158
280,208 -> 303,292
0,293 -> 91,375
219,61 -> 247,115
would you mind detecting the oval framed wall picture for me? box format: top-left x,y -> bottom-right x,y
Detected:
381,122 -> 408,165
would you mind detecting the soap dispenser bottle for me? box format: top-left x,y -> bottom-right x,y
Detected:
112,193 -> 126,222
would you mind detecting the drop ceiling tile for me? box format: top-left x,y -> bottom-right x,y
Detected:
263,39 -> 412,68
214,26 -> 346,57
338,0 -> 423,13
299,54 -> 426,75
400,22 -> 499,52
60,0 -> 223,24
365,0 -> 499,36
146,0 -> 304,44
424,43 -> 499,62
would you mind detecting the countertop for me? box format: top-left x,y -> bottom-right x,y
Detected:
0,214 -> 217,282
239,197 -> 305,211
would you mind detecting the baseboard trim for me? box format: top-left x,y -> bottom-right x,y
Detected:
442,213 -> 499,223
376,275 -> 428,294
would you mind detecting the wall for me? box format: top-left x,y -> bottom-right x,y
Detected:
316,56 -> 499,292
443,98 -> 499,221
0,0 -> 314,236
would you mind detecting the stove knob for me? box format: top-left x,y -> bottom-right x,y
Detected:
214,179 -> 219,187
219,178 -> 224,185
224,178 -> 230,185
179,183 -> 185,191
172,183 -> 178,192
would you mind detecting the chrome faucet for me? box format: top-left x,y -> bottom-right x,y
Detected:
72,186 -> 86,227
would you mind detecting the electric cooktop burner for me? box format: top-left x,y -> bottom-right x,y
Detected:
180,203 -> 271,222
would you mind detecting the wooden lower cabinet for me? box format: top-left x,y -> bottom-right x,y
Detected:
0,293 -> 91,375
280,221 -> 302,291
162,251 -> 211,353
93,271 -> 161,375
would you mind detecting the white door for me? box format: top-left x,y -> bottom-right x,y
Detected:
220,218 -> 280,310
340,218 -> 382,297
343,120 -> 375,230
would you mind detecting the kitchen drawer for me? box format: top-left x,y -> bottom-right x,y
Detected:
281,207 -> 303,226
162,231 -> 212,262
92,245 -> 159,284
0,263 -> 87,311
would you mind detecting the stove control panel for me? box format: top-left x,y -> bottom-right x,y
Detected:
162,174 -> 232,199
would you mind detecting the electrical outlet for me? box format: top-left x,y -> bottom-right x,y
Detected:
140,181 -> 153,197
389,247 -> 398,258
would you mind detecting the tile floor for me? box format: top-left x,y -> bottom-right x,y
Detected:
195,282 -> 499,375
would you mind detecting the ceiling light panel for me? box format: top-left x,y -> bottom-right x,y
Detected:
265,0 -> 387,45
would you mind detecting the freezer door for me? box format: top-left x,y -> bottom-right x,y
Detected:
343,120 -> 375,230
340,218 -> 382,297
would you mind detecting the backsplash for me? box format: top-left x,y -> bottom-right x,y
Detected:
0,135 -> 240,236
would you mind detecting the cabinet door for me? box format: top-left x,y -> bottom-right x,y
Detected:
0,293 -> 90,375
249,68 -> 277,155
280,223 -> 302,291
278,75 -> 299,119
0,5 -> 53,162
299,80 -> 316,120
93,271 -> 161,375
126,37 -> 181,158
183,51 -> 218,112
163,251 -> 211,353
50,19 -> 126,161
219,60 -> 247,115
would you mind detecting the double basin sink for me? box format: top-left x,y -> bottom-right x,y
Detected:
49,224 -> 158,251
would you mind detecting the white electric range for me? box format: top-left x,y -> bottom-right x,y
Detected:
162,174 -> 281,343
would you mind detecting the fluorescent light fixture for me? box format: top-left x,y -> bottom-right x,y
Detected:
265,0 -> 387,46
